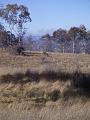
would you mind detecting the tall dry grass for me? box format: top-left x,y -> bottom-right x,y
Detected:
0,49 -> 90,120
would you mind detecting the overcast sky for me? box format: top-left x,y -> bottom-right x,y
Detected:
1,0 -> 90,35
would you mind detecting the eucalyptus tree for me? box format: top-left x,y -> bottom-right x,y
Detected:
40,33 -> 54,52
79,25 -> 87,53
53,28 -> 68,53
0,4 -> 32,45
0,22 -> 6,47
68,27 -> 80,53
86,31 -> 90,54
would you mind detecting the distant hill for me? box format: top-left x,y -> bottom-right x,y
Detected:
32,35 -> 41,41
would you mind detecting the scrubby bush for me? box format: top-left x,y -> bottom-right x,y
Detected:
49,90 -> 61,101
16,46 -> 25,55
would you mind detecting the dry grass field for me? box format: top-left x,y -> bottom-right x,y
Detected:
0,49 -> 90,120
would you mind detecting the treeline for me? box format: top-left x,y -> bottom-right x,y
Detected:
0,4 -> 90,54
0,22 -> 90,54
26,25 -> 90,54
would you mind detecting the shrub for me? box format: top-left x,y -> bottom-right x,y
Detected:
16,46 -> 25,55
49,90 -> 61,101
43,51 -> 49,56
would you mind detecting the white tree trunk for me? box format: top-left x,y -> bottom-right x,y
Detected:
63,45 -> 65,53
19,36 -> 21,46
82,38 -> 86,54
72,40 -> 75,54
